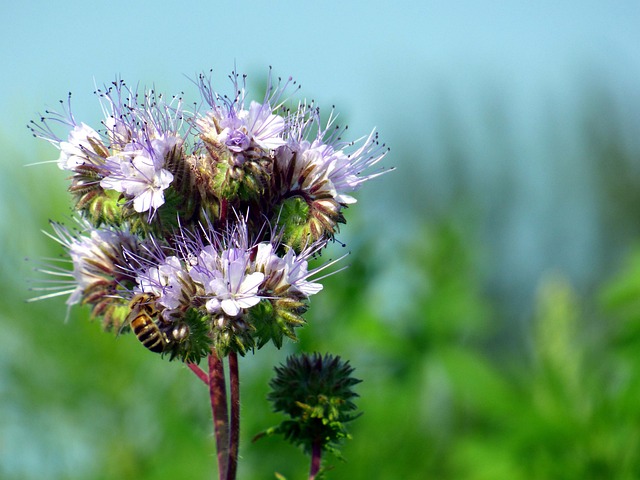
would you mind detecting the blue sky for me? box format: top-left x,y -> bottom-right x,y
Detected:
3,0 -> 638,144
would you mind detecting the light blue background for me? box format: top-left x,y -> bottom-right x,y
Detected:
4,1 -> 638,146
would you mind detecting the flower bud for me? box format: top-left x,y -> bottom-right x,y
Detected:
255,353 -> 362,457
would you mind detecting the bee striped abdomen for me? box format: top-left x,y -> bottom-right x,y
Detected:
127,294 -> 167,354
130,313 -> 167,353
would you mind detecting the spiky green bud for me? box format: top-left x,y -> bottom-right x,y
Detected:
255,353 -> 362,457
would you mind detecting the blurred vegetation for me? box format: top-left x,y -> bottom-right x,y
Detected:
3,82 -> 640,479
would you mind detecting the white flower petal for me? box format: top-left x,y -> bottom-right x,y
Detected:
234,295 -> 262,310
221,299 -> 241,317
206,298 -> 222,314
238,272 -> 264,295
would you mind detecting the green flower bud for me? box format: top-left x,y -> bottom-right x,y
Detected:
68,167 -> 123,227
86,291 -> 131,331
255,353 -> 362,457
207,312 -> 256,357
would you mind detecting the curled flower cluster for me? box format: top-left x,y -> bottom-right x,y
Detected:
30,68 -> 389,361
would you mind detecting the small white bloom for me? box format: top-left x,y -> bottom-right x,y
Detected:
100,136 -> 177,213
252,242 -> 324,298
199,250 -> 265,317
124,153 -> 174,213
66,229 -> 117,305
246,101 -> 286,151
48,225 -> 135,307
57,123 -> 102,171
137,256 -> 187,310
281,248 -> 323,297
253,243 -> 285,275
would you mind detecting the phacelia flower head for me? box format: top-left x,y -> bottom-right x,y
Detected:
100,135 -> 177,213
32,221 -> 142,329
195,69 -> 291,159
30,81 -> 193,222
30,66 -> 390,360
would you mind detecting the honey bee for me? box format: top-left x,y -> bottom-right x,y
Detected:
127,293 -> 168,353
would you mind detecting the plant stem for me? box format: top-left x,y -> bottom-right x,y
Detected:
309,440 -> 322,480
227,351 -> 240,480
208,351 -> 229,480
187,362 -> 209,385
220,198 -> 228,224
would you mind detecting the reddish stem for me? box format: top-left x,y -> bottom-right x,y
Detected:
309,440 -> 322,480
220,198 -> 228,224
226,351 -> 240,480
187,362 -> 209,385
208,352 -> 229,479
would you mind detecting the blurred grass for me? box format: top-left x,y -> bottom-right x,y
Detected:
3,83 -> 640,479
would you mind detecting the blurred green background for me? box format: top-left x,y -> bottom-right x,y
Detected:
3,1 -> 640,479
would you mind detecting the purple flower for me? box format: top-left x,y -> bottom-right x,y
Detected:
205,252 -> 265,317
196,70 -> 289,155
201,100 -> 286,155
277,113 -> 389,205
190,245 -> 264,317
245,100 -> 286,151
31,221 -> 138,311
136,256 -> 190,311
57,123 -> 103,170
100,135 -> 177,213
224,128 -> 251,152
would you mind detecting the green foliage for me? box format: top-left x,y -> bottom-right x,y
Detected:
11,185 -> 640,479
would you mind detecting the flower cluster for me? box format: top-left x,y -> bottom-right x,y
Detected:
30,68 -> 388,361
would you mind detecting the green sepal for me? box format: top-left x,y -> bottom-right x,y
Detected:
273,197 -> 311,252
272,196 -> 348,252
154,186 -> 197,231
246,299 -> 307,349
77,188 -> 125,227
209,316 -> 256,358
213,160 -> 269,204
